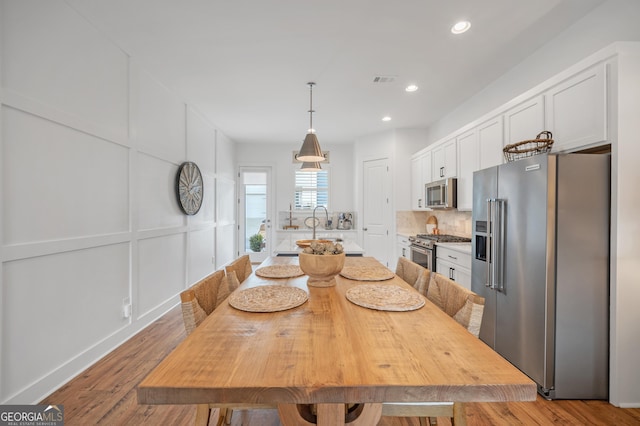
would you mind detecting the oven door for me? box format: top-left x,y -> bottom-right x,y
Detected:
410,244 -> 434,271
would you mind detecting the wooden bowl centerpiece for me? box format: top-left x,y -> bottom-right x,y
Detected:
295,239 -> 332,248
298,241 -> 345,287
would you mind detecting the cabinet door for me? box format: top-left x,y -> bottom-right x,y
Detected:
545,63 -> 607,152
457,129 -> 477,211
411,156 -> 423,210
436,258 -> 472,290
397,235 -> 411,259
504,95 -> 545,146
443,139 -> 457,178
432,139 -> 456,179
478,116 -> 504,170
421,150 -> 432,186
431,142 -> 444,180
397,243 -> 410,259
454,266 -> 472,290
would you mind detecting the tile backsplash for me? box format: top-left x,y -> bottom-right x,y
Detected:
397,210 -> 472,237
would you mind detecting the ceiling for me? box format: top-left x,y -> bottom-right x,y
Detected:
66,0 -> 604,145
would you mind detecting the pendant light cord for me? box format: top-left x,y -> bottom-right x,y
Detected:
308,82 -> 314,132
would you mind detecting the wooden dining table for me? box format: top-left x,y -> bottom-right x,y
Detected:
137,256 -> 536,425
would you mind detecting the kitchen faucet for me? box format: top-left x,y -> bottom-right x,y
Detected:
312,206 -> 329,240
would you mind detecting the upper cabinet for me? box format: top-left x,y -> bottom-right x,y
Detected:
456,116 -> 502,211
432,138 -> 457,180
411,45 -> 614,212
545,63 -> 607,152
477,116 -> 504,170
504,95 -> 545,146
411,151 -> 432,210
456,130 -> 477,211
411,156 -> 422,210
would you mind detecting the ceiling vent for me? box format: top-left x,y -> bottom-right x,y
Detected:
372,75 -> 397,83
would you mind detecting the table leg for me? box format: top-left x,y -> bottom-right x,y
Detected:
277,403 -> 382,426
452,402 -> 467,426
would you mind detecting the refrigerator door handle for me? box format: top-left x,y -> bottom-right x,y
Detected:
486,198 -> 492,288
490,198 -> 497,290
493,199 -> 505,292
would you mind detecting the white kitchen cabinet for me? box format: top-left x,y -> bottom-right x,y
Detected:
436,244 -> 472,289
421,150 -> 432,186
397,234 -> 411,260
456,129 -> 477,211
411,151 -> 431,210
504,95 -> 545,146
545,63 -> 607,153
411,156 -> 423,210
432,138 -> 457,180
478,115 -> 504,170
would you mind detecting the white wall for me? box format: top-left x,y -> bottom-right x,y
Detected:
420,0 -> 640,407
0,0 -> 236,403
610,46 -> 640,408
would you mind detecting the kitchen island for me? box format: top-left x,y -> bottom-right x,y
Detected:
274,236 -> 364,256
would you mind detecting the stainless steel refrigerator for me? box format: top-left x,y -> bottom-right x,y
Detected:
472,153 -> 609,399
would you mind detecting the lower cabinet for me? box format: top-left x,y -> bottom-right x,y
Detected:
397,234 -> 411,260
435,245 -> 471,290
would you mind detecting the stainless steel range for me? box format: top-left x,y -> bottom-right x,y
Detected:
408,234 -> 471,272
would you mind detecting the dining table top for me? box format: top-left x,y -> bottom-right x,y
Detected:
137,256 -> 536,424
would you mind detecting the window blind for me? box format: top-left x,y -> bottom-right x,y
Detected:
294,170 -> 329,209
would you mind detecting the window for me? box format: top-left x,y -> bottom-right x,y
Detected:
294,169 -> 329,209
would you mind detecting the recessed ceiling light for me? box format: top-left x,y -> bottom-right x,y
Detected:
405,85 -> 419,92
382,116 -> 392,122
451,21 -> 471,34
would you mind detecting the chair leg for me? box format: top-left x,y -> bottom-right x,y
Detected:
419,417 -> 431,426
195,404 -> 211,426
215,408 -> 228,426
225,408 -> 233,425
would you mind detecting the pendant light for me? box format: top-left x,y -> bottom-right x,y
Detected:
296,82 -> 325,162
300,161 -> 322,171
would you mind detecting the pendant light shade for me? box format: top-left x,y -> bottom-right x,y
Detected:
298,133 -> 324,162
300,161 -> 322,171
297,82 -> 325,162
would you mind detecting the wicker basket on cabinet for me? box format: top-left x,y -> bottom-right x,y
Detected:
503,131 -> 554,162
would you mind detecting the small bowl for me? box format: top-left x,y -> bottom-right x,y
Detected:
298,252 -> 345,287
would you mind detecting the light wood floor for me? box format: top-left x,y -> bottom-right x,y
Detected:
42,306 -> 640,425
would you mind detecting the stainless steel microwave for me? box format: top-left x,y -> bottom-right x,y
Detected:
425,178 -> 457,209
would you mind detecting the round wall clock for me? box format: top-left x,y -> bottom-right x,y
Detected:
176,161 -> 203,215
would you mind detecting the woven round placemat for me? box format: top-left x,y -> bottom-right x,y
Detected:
340,266 -> 395,281
255,264 -> 304,279
346,284 -> 425,311
228,285 -> 308,313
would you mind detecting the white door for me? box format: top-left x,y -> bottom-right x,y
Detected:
238,167 -> 272,263
362,158 -> 391,266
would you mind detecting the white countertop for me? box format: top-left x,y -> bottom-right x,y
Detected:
274,237 -> 364,255
435,242 -> 472,254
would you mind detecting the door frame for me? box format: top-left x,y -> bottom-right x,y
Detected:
237,165 -> 274,263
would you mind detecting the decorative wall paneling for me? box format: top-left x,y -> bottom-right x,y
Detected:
0,1 -> 235,404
